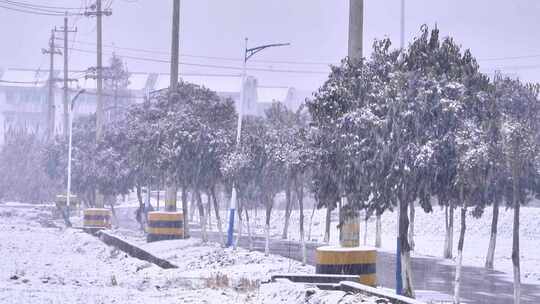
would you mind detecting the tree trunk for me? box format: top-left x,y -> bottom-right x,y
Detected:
324,205 -> 331,243
196,190 -> 207,242
296,175 -> 307,266
454,187 -> 467,304
189,191 -> 196,222
109,198 -> 118,228
308,199 -> 317,241
512,161 -> 521,304
409,200 -> 416,251
156,184 -> 160,211
444,201 -> 454,259
181,187 -> 190,238
363,212 -> 368,246
245,204 -> 253,251
399,198 -> 415,298
206,192 -> 212,230
375,213 -> 382,248
210,186 -> 224,246
265,195 -> 273,256
485,199 -> 499,269
282,176 -> 292,239
135,184 -> 144,231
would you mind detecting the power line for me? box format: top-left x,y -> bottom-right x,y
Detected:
0,0 -> 83,10
0,79 -> 47,84
56,37 -> 335,66
68,47 -> 329,75
479,54 -> 540,62
483,64 -> 540,71
5,67 -> 241,78
0,3 -> 82,16
56,35 -> 540,67
0,3 -> 65,16
0,0 -> 64,14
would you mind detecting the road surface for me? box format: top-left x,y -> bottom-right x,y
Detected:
115,206 -> 540,304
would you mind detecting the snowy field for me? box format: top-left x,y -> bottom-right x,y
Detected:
221,204 -> 540,285
0,204 -> 390,304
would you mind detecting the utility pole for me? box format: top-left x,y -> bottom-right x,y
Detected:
348,0 -> 363,62
42,30 -> 62,141
165,0 -> 181,213
338,0 -> 363,249
55,13 -> 77,137
400,0 -> 405,49
85,0 -> 111,208
396,0 -> 405,296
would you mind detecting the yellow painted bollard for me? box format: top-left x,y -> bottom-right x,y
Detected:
83,208 -> 112,229
146,211 -> 183,242
316,246 -> 377,287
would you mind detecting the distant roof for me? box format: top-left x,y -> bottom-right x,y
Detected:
0,68 -> 304,107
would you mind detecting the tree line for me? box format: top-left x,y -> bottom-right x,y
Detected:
0,26 -> 538,303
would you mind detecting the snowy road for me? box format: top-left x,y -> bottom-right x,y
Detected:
187,228 -> 540,304
112,204 -> 540,303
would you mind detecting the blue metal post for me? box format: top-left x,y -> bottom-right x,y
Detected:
226,186 -> 237,247
396,235 -> 402,295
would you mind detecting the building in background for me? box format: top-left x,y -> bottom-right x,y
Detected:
0,67 -> 309,144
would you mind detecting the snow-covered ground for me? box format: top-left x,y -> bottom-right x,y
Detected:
124,192 -> 540,285
221,204 -> 540,285
0,204 -> 389,304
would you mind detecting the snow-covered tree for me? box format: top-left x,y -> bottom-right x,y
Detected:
496,77 -> 540,304
147,80 -> 236,241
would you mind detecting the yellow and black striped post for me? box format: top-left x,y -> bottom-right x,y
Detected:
315,246 -> 377,287
146,211 -> 183,242
83,208 -> 112,229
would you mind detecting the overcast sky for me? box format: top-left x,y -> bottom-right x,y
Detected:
1,0 -> 539,91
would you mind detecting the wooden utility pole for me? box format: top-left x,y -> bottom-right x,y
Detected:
42,30 -> 62,141
165,0 -> 181,213
348,0 -> 363,62
55,14 -> 77,137
85,0 -> 111,208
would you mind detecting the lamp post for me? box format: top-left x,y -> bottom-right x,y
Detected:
226,38 -> 290,247
66,89 -> 86,215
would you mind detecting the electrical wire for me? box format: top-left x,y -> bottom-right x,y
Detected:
0,79 -> 47,84
68,47 -> 329,74
0,3 -> 66,16
0,0 -> 82,11
55,37 -> 336,66
479,54 -> 540,62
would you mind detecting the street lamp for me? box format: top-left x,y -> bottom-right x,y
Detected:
66,89 -> 86,217
226,38 -> 290,247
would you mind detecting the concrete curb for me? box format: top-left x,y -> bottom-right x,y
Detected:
97,230 -> 178,269
340,281 -> 426,304
270,273 -> 425,304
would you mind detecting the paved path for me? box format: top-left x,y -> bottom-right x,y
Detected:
115,206 -> 540,304
187,229 -> 540,304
